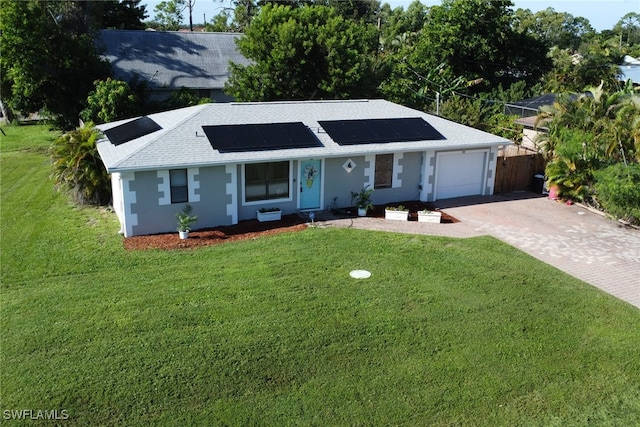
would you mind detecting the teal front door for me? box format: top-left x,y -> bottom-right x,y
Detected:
299,160 -> 321,210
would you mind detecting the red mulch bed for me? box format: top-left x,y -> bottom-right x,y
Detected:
124,214 -> 308,251
123,201 -> 458,251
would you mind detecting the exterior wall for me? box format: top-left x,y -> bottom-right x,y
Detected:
522,128 -> 541,152
485,148 -> 498,195
127,165 -> 233,236
110,173 -> 125,234
323,152 -> 423,208
119,148 -> 496,235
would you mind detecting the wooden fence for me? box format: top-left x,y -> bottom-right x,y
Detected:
494,152 -> 546,194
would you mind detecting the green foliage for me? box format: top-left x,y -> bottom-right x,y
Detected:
439,95 -> 522,143
176,204 -> 198,231
0,0 -> 111,130
226,4 -> 378,101
81,78 -> 140,124
152,0 -> 186,31
614,12 -> 640,49
513,7 -> 595,50
163,87 -> 211,110
102,0 -> 148,30
544,128 -> 598,201
350,185 -> 374,211
379,0 -> 550,110
50,123 -> 111,205
542,41 -> 624,93
594,163 -> 640,225
538,83 -> 640,207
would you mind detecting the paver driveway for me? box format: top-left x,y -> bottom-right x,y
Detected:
323,192 -> 640,309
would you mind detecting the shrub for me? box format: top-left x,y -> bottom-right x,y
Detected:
51,123 -> 111,205
594,163 -> 640,225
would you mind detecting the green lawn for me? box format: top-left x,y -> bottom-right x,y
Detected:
2,124 -> 640,426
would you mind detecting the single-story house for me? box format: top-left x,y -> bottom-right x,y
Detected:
96,30 -> 250,102
96,99 -> 511,237
504,94 -> 559,153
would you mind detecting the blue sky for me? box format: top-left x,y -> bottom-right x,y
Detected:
143,0 -> 638,32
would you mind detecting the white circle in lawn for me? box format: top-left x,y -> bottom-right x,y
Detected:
350,270 -> 371,279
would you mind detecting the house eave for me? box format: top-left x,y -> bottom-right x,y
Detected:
104,140 -> 509,174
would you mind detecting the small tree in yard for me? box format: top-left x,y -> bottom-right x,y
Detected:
80,78 -> 140,124
51,123 -> 111,206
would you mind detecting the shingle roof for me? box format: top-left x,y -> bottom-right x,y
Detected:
96,30 -> 250,90
96,99 -> 511,172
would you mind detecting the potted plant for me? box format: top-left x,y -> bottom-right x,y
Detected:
176,204 -> 197,239
385,205 -> 409,221
418,209 -> 442,223
257,207 -> 282,222
351,186 -> 374,216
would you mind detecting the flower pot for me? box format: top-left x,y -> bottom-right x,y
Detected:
357,207 -> 367,217
179,230 -> 190,239
385,209 -> 409,221
418,211 -> 441,223
257,210 -> 282,222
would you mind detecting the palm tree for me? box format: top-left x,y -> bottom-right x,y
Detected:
51,123 -> 111,205
534,81 -> 640,201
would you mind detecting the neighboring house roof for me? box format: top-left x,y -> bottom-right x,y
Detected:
620,66 -> 640,85
96,99 -> 511,173
504,94 -> 560,117
96,29 -> 250,91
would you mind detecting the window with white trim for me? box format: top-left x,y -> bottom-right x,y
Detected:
374,154 -> 393,189
170,169 -> 188,203
245,161 -> 290,202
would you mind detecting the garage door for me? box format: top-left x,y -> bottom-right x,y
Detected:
435,150 -> 487,200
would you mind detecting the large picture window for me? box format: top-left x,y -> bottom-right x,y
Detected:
245,161 -> 290,202
374,154 -> 393,189
170,169 -> 188,203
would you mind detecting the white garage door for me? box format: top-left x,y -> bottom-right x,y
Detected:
435,150 -> 487,200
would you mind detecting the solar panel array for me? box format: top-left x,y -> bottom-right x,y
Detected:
318,117 -> 445,145
104,116 -> 162,146
202,122 -> 322,153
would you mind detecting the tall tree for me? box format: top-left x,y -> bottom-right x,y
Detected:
513,7 -> 595,51
0,0 -> 110,129
152,0 -> 186,31
378,0 -> 550,111
226,4 -> 378,101
542,39 -> 624,93
102,0 -> 148,30
614,12 -> 640,49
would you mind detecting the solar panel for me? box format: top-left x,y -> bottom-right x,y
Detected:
202,122 -> 322,153
105,116 -> 162,146
318,117 -> 445,145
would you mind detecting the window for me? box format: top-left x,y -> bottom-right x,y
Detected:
170,169 -> 188,203
374,154 -> 393,189
245,162 -> 290,202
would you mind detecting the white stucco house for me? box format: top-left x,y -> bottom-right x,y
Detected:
96,99 -> 510,237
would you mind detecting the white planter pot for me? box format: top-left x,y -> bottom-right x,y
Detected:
257,210 -> 282,222
418,211 -> 442,223
385,209 -> 409,221
179,230 -> 190,239
357,207 -> 367,217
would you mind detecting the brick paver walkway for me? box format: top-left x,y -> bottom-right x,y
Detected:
320,192 -> 640,309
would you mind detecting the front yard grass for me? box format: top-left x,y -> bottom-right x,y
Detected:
2,125 -> 640,425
